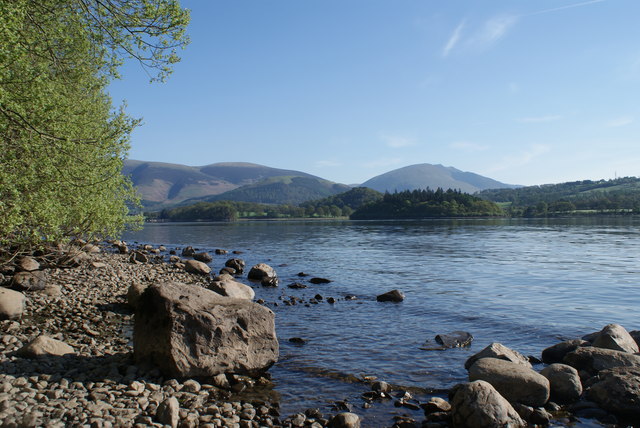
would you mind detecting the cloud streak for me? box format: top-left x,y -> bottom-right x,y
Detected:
606,116 -> 634,127
488,144 -> 551,172
380,134 -> 416,148
442,20 -> 465,57
517,115 -> 562,123
450,141 -> 489,152
527,0 -> 606,17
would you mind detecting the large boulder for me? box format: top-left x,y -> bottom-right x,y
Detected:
465,342 -> 531,370
11,270 -> 46,291
468,358 -> 550,407
127,282 -> 150,308
541,339 -> 588,364
134,281 -> 278,378
449,380 -> 525,427
540,363 -> 583,403
563,346 -> 640,375
247,263 -> 276,281
0,287 -> 26,320
17,335 -> 74,358
184,260 -> 211,275
587,366 -> 640,421
209,276 -> 255,300
592,324 -> 639,354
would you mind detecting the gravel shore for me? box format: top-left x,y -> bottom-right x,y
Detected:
0,247 -> 295,428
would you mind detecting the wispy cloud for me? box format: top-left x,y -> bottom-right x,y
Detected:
488,144 -> 551,172
527,0 -> 606,17
606,116 -> 634,127
450,141 -> 489,152
517,115 -> 562,123
469,15 -> 519,51
380,134 -> 416,148
442,20 -> 465,57
363,157 -> 404,169
315,160 -> 342,167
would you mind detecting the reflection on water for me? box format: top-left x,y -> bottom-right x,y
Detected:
125,217 -> 640,426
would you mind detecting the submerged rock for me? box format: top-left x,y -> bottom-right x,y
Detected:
376,289 -> 405,302
422,331 -> 474,350
134,281 -> 278,378
309,277 -> 331,284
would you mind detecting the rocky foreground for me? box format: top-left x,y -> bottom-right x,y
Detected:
0,244 -> 354,428
2,242 -> 640,428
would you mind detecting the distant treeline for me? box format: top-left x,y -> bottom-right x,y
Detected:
350,188 -> 504,219
478,177 -> 640,217
151,188 -> 385,221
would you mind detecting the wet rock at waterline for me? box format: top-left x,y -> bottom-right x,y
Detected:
0,287 -> 26,319
208,275 -> 255,300
449,380 -> 525,427
248,263 -> 277,281
376,289 -> 405,302
261,275 -> 279,287
181,246 -> 196,257
134,281 -> 278,378
225,258 -> 245,274
468,357 -> 550,407
184,259 -> 211,275
465,342 -> 531,370
193,251 -> 213,263
592,323 -> 639,354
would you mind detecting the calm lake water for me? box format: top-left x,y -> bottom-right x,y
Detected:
124,217 -> 640,427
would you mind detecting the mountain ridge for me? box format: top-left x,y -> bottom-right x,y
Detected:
124,160 -> 516,210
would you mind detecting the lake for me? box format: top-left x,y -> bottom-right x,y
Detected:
124,217 -> 640,427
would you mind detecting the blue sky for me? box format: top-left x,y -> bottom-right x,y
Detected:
109,0 -> 640,186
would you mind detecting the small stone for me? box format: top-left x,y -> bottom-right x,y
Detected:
376,289 -> 404,302
156,397 -> 180,428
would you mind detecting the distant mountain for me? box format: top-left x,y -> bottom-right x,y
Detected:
123,160 -> 345,209
187,176 -> 351,206
360,163 -> 516,194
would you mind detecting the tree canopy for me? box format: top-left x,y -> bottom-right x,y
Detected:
0,0 -> 189,252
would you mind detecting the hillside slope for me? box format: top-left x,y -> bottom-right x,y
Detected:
361,163 -> 516,193
123,160 -> 320,209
